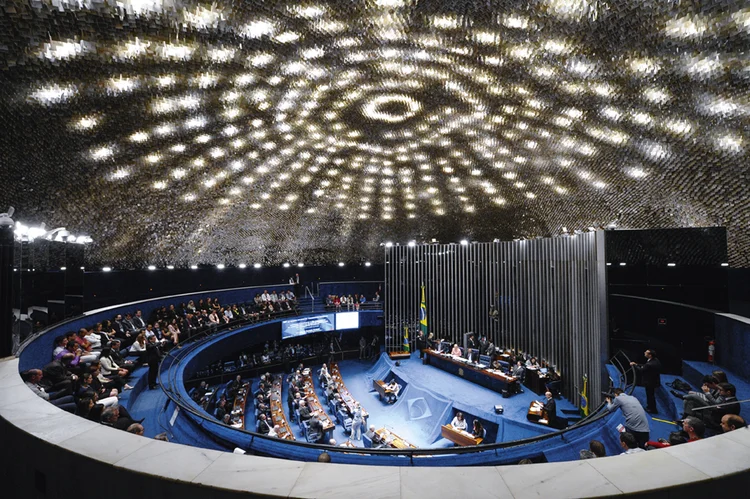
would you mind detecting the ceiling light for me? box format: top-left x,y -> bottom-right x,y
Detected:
166,265 -> 174,270
297,263 -> 304,267
148,265 -> 156,270
460,239 -> 469,245
102,267 -> 112,272
216,264 -> 225,269
283,262 -> 290,268
190,265 -> 198,270
254,263 -> 262,269
667,263 -> 676,267
338,262 -> 345,267
365,262 -> 371,267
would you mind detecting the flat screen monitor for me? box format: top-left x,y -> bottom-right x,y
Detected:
335,312 -> 359,330
281,314 -> 335,339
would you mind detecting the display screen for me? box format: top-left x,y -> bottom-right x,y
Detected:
335,312 -> 360,330
281,314 -> 335,339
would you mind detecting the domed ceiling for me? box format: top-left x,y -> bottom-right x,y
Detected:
1,0 -> 748,267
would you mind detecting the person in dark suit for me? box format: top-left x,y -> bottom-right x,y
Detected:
145,335 -> 162,389
542,391 -> 558,427
630,349 -> 662,413
298,400 -> 312,422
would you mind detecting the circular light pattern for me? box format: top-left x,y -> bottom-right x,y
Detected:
2,0 -> 749,267
361,94 -> 422,123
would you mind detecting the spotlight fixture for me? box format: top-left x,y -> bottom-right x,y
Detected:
217,264 -> 225,269
60,266 -> 66,271
190,264 -> 198,269
721,263 -> 729,267
667,263 -> 676,267
385,242 -> 393,248
254,263 -> 262,268
239,263 -> 247,269
338,262 -> 345,267
147,265 -> 156,270
365,262 -> 371,267
619,262 -> 626,266
460,239 -> 469,245
167,265 -> 175,270
102,266 -> 112,272
297,262 -> 304,267
408,241 -> 416,247
283,262 -> 290,268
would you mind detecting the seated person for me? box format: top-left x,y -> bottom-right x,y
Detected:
702,382 -> 741,429
526,357 -> 540,369
385,380 -> 401,404
512,361 -> 525,380
619,432 -> 645,454
308,415 -> 324,441
298,400 -> 312,422
647,417 -> 705,449
364,425 -> 377,440
451,412 -> 467,431
721,414 -> 746,433
256,414 -> 272,434
472,419 -> 484,439
450,344 -> 462,357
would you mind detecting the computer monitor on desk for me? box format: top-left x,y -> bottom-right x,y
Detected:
540,368 -> 548,375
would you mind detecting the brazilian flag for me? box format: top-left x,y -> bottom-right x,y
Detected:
403,326 -> 410,352
420,285 -> 428,337
580,374 -> 589,417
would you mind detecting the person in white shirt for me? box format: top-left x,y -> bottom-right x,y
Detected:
451,412 -> 468,431
84,331 -> 103,350
268,424 -> 280,438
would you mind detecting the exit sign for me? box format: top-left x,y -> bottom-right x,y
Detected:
658,318 -> 667,326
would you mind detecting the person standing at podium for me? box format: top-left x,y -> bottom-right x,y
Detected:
542,391 -> 557,427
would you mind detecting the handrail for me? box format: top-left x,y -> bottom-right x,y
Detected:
156,314 -> 618,459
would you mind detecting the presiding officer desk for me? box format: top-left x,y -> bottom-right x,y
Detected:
423,349 -> 519,394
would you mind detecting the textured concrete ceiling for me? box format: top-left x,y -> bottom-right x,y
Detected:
1,0 -> 748,267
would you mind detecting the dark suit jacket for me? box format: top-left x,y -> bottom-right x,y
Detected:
298,406 -> 312,421
543,397 -> 557,421
638,357 -> 662,387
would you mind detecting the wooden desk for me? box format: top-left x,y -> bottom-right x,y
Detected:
388,351 -> 411,360
231,382 -> 249,429
441,424 -> 483,446
268,375 -> 294,440
524,367 -> 549,395
374,427 -> 416,449
373,379 -> 395,401
526,401 -> 549,425
301,372 -> 335,432
424,349 -> 519,394
329,363 -> 368,419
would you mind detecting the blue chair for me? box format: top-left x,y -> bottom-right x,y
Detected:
301,420 -> 309,438
363,434 -> 373,448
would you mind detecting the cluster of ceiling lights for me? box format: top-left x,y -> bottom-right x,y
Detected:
13,222 -> 93,244
3,0 -> 749,266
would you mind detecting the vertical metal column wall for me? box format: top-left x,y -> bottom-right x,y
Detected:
384,233 -> 606,408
